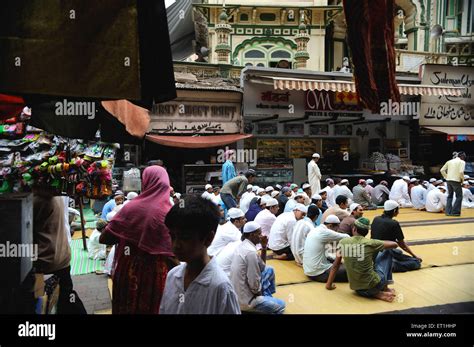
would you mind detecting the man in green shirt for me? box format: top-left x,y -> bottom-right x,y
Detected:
325,217 -> 398,302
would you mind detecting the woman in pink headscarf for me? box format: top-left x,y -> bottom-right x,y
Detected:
100,166 -> 176,314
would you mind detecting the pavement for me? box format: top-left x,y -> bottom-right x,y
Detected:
72,273 -> 111,314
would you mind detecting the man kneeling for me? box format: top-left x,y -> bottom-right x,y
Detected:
326,217 -> 399,302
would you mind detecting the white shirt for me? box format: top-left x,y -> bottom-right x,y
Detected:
284,198 -> 298,213
333,185 -> 353,201
290,219 -> 314,265
215,240 -> 241,278
268,212 -> 297,251
411,185 -> 427,209
207,221 -> 241,257
230,239 -> 266,310
201,191 -> 212,200
323,186 -> 336,207
211,193 -> 223,206
427,184 -> 436,193
365,185 -> 374,197
389,179 -> 411,202
425,189 -> 447,212
462,188 -> 474,208
239,192 -> 256,214
440,157 -> 465,183
88,229 -> 106,260
308,160 -> 322,194
254,209 -> 277,237
160,258 -> 241,314
303,225 -> 350,277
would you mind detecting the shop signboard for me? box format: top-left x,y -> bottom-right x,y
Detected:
420,64 -> 474,127
243,80 -> 305,118
149,101 -> 241,134
305,90 -> 362,112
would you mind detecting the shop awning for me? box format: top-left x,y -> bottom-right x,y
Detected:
424,126 -> 474,136
146,134 -> 253,148
268,77 -> 464,96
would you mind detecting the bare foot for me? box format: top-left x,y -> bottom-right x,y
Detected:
384,287 -> 396,294
375,291 -> 395,302
273,253 -> 289,260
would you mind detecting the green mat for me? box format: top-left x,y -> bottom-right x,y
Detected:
82,207 -> 98,229
70,239 -> 104,276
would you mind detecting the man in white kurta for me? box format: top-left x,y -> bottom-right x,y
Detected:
461,182 -> 474,208
410,183 -> 427,210
308,153 -> 322,195
425,186 -> 447,213
389,176 -> 413,208
207,208 -> 245,257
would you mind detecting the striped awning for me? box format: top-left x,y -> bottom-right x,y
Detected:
270,77 -> 464,96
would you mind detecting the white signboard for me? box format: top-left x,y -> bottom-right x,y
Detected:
243,80 -> 305,118
420,64 -> 474,126
149,101 -> 241,134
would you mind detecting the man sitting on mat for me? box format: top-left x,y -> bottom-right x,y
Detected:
326,217 -> 399,302
370,200 -> 422,273
303,215 -> 350,282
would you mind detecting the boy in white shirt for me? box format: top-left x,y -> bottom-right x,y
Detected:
160,197 -> 240,314
88,219 -> 107,260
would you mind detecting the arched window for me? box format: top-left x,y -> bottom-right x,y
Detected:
244,50 -> 265,58
271,50 -> 292,59
257,63 -> 265,67
240,13 -> 249,21
245,62 -> 253,66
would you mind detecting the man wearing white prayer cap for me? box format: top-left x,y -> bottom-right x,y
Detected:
265,186 -> 274,193
268,203 -> 307,260
207,208 -> 246,257
303,214 -> 350,283
332,179 -> 353,205
338,203 -> 364,235
389,176 -> 413,208
460,181 -> 474,208
425,186 -> 447,213
254,198 -> 280,237
271,191 -> 280,199
275,184 -> 282,191
365,178 -> 374,198
308,153 -> 322,195
256,188 -> 266,196
201,184 -> 214,200
301,183 -> 312,206
230,221 -> 285,314
240,184 -> 254,206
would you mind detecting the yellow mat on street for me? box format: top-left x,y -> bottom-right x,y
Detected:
275,264 -> 474,314
412,241 -> 474,267
396,223 -> 474,242
363,208 -> 474,223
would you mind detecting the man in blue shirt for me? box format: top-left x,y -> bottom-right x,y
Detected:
101,190 -> 124,220
222,150 -> 236,185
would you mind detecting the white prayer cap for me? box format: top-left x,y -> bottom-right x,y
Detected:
271,191 -> 280,198
205,184 -> 213,190
349,203 -> 361,213
266,198 -> 279,207
435,179 -> 443,185
293,204 -> 308,213
402,176 -> 410,181
410,178 -> 417,183
275,184 -> 282,190
384,200 -> 399,211
228,208 -> 244,219
366,179 -> 374,185
469,180 -> 474,184
437,185 -> 447,191
312,153 -> 320,158
260,195 -> 272,205
247,184 -> 253,190
324,215 -> 340,224
429,178 -> 436,183
265,186 -> 274,192
256,188 -> 265,195
302,183 -> 311,190
295,191 -> 305,198
252,185 -> 259,192
422,181 -> 429,187
464,175 -> 470,179
126,192 -> 138,200
341,179 -> 349,184
462,181 -> 469,185
311,193 -> 322,200
243,221 -> 261,234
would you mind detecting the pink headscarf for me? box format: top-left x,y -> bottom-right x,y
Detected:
104,166 -> 173,256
